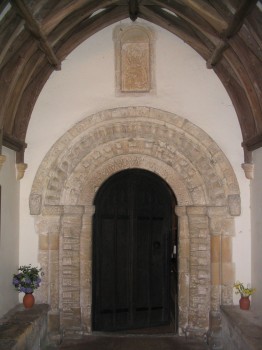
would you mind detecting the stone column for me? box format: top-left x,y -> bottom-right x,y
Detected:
60,205 -> 84,336
208,206 -> 235,350
36,205 -> 63,342
208,206 -> 235,307
175,206 -> 190,335
186,206 -> 210,339
80,205 -> 94,333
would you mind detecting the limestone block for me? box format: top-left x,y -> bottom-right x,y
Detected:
191,256 -> 209,266
49,233 -> 59,250
81,306 -> 92,333
190,228 -> 209,239
179,273 -> 189,308
190,250 -> 210,260
178,220 -> 189,239
197,286 -> 210,295
50,284 -> 59,310
187,206 -> 207,216
222,218 -> 235,236
84,261 -> 92,282
221,236 -> 232,262
183,121 -> 211,147
35,282 -> 49,304
39,234 -> 49,250
189,312 -> 209,330
61,315 -> 77,330
63,205 -> 85,215
42,205 -> 63,216
221,262 -> 235,285
207,206 -> 228,217
29,193 -> 42,215
191,237 -> 209,248
48,312 -> 60,333
38,251 -> 49,277
211,262 -> 220,286
175,206 -> 187,217
210,217 -> 235,236
179,257 -> 189,273
221,285 -> 233,304
211,285 -> 221,311
179,239 -> 189,257
198,269 -> 210,280
188,217 -> 209,232
228,194 -> 241,216
211,235 -> 221,263
62,215 -> 83,227
49,262 -> 59,283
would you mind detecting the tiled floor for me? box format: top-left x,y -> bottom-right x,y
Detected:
57,334 -> 209,350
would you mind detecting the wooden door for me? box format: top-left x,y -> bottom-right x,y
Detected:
93,169 -> 174,331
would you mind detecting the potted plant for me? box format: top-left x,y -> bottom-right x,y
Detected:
233,281 -> 255,310
12,264 -> 44,308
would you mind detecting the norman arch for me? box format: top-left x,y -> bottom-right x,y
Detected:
30,106 -> 240,338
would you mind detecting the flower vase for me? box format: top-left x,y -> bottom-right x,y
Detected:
239,296 -> 250,310
23,293 -> 35,309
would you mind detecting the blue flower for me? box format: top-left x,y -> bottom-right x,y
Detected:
12,265 -> 44,294
13,278 -> 19,285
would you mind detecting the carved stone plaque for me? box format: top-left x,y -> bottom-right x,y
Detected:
114,24 -> 155,95
121,42 -> 150,92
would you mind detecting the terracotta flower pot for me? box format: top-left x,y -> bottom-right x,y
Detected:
239,296 -> 250,310
23,293 -> 35,309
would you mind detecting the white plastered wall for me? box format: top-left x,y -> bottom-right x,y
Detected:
0,147 -> 19,316
19,19 -> 251,305
251,148 -> 262,311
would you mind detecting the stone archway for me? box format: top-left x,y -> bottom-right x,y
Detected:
29,107 -> 240,340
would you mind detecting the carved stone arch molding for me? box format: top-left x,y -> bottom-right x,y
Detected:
30,107 -> 240,340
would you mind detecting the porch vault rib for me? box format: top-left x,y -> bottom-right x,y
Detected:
206,0 -> 258,69
11,0 -> 61,70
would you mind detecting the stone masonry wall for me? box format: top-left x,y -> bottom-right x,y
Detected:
30,107 -> 240,341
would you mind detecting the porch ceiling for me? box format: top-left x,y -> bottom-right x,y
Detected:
0,0 -> 262,162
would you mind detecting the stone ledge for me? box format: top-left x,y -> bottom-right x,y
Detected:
221,305 -> 262,350
0,304 -> 49,350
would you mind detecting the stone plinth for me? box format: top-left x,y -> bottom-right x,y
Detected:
0,304 -> 49,350
220,305 -> 262,350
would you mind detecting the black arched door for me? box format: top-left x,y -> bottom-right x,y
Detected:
93,169 -> 175,331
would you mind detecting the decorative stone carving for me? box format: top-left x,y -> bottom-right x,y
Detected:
121,42 -> 150,92
29,193 -> 42,215
0,154 -> 6,171
113,24 -> 155,95
16,162 -> 27,180
228,194 -> 241,216
30,107 -> 241,338
241,162 -> 254,180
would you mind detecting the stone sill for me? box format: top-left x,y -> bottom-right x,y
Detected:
0,303 -> 49,350
221,305 -> 262,350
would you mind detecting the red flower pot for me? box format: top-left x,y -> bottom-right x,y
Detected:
23,293 -> 35,309
239,296 -> 250,310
